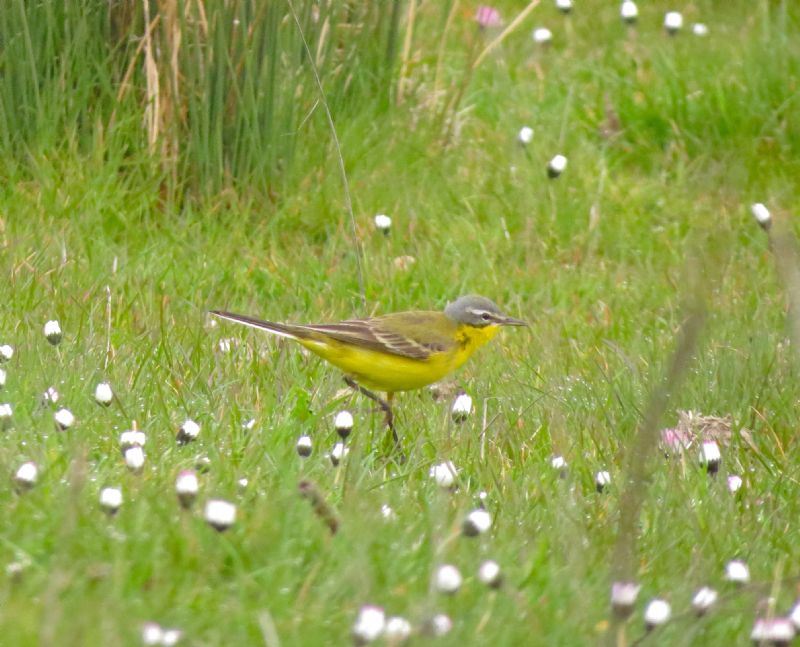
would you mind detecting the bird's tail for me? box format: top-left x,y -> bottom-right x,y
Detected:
209,310 -> 310,341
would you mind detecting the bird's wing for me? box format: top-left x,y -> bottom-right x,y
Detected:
301,311 -> 457,361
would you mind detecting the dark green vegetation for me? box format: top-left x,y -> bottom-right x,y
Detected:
1,0 -> 800,644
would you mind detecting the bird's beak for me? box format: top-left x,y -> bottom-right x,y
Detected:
499,315 -> 528,327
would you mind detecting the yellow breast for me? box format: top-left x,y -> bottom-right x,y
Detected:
297,324 -> 500,393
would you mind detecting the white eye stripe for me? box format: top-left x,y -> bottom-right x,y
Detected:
468,309 -> 498,323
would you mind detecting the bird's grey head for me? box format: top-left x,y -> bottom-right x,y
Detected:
444,295 -> 527,327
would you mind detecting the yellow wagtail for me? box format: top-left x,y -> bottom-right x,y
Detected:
211,295 -> 526,437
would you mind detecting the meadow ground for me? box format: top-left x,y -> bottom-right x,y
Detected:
1,0 -> 800,645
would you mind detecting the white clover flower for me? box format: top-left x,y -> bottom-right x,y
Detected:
334,410 -> 354,438
700,440 -> 721,473
664,11 -> 683,34
751,618 -> 795,644
176,419 -> 200,444
204,499 -> 236,531
691,586 -> 718,615
724,559 -> 750,584
451,393 -> 473,422
161,628 -> 183,646
551,455 -> 567,472
380,504 -> 396,520
0,368 -> 6,389
462,509 -> 492,536
100,487 -> 123,514
644,598 -> 671,629
352,604 -> 385,644
383,616 -> 411,642
43,320 -> 62,345
727,474 -> 743,493
620,1 -> 638,24
374,214 -> 392,235
14,461 -> 39,490
547,154 -> 568,178
175,470 -> 199,508
217,337 -> 235,353
555,0 -> 572,14
478,560 -> 503,588
296,435 -> 313,457
429,461 -> 458,488
435,564 -> 462,594
692,23 -> 708,36
751,203 -> 771,229
0,403 -> 12,429
42,386 -> 60,404
532,27 -> 553,44
518,126 -> 534,145
330,442 -> 349,467
141,622 -> 164,646
124,446 -> 145,473
6,561 -> 27,579
428,614 -> 452,636
595,470 -> 611,492
120,430 -> 146,454
54,407 -> 75,430
0,344 -> 13,362
94,382 -> 113,406
611,581 -> 641,619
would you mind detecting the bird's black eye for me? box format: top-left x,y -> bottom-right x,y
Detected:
481,312 -> 491,321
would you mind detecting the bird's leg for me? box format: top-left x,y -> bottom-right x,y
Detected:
385,392 -> 397,445
344,376 -> 393,421
343,377 -> 399,447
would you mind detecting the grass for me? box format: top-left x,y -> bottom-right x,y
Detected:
2,0 -> 800,644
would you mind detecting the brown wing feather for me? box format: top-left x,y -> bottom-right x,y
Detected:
300,313 -> 453,360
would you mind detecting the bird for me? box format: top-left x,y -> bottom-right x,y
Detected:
210,295 -> 526,442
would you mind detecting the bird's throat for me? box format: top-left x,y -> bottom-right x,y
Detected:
455,324 -> 501,354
